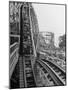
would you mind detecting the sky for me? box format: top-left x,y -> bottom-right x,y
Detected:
32,3 -> 65,47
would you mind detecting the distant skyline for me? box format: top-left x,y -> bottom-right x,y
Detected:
32,3 -> 65,47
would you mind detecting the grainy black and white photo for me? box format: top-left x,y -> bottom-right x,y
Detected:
9,1 -> 66,89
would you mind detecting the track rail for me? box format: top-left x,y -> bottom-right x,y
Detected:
37,59 -> 66,86
42,58 -> 65,73
39,52 -> 65,70
41,59 -> 66,84
24,56 -> 36,87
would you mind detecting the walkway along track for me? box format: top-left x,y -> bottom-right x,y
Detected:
19,55 -> 37,88
24,55 -> 36,87
37,59 -> 66,86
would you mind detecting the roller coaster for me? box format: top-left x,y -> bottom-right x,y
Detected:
9,2 -> 66,89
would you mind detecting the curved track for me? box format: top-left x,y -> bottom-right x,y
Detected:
37,59 -> 66,86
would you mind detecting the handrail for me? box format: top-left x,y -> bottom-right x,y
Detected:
10,42 -> 19,54
10,34 -> 20,38
10,47 -> 19,59
10,42 -> 19,78
10,47 -> 19,78
31,56 -> 37,86
10,42 -> 18,48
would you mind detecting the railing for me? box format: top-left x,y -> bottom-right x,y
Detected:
9,42 -> 19,78
10,42 -> 19,54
